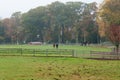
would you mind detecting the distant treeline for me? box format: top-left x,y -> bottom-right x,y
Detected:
0,1 -> 103,44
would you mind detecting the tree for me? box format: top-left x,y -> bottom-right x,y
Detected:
22,6 -> 47,42
2,18 -> 13,43
21,1 -> 98,43
98,0 -> 120,54
108,25 -> 120,55
76,2 -> 98,43
1,12 -> 23,44
0,21 -> 5,43
11,12 -> 23,44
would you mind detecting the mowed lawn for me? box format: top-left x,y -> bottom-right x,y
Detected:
0,56 -> 120,80
0,44 -> 119,80
0,44 -> 111,53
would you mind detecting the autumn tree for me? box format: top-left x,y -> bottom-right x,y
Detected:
0,21 -> 5,43
2,18 -> 13,43
109,25 -> 120,54
98,0 -> 120,54
11,12 -> 23,44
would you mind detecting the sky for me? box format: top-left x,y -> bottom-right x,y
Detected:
0,0 -> 103,19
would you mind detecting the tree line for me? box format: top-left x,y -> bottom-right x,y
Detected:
0,1 -> 117,44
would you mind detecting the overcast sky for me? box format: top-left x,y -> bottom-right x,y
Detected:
0,0 -> 103,19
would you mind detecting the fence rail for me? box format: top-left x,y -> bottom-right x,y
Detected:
0,48 -> 120,59
90,51 -> 120,59
0,48 -> 74,57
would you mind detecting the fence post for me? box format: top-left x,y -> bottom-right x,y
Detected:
102,52 -> 104,59
90,51 -> 92,58
46,49 -> 48,56
33,49 -> 35,56
20,48 -> 22,55
72,50 -> 76,57
58,49 -> 61,57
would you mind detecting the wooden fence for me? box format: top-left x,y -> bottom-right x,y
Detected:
1,48 -> 120,59
0,48 -> 75,57
90,51 -> 120,59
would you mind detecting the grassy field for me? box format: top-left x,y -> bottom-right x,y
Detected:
0,56 -> 120,80
0,44 -> 111,53
0,44 -> 119,80
0,44 -> 111,50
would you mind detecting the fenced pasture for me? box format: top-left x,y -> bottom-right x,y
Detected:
0,44 -> 119,80
0,44 -> 111,58
0,44 -> 120,59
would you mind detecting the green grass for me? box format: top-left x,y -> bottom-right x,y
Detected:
0,44 -> 111,52
0,44 -> 118,80
0,56 -> 119,80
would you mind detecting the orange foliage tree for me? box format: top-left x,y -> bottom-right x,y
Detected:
108,25 -> 120,54
98,0 -> 120,54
